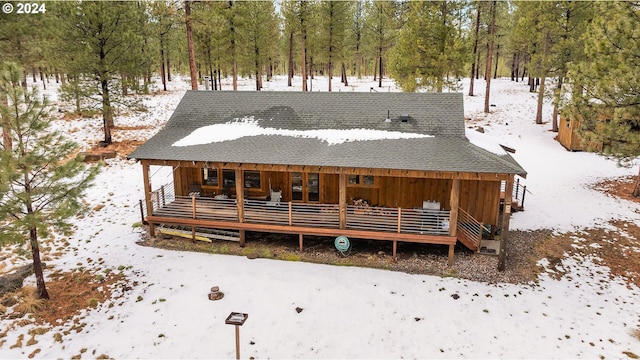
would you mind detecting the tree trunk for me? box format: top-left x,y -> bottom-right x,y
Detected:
207,47 -> 214,92
483,1 -> 496,114
535,76 -> 546,124
39,67 -> 46,90
30,227 -> 49,299
301,30 -> 307,92
469,3 -> 481,96
160,36 -> 167,91
1,92 -> 11,151
378,51 -> 383,88
475,46 -> 481,80
185,1 -> 198,90
512,52 -> 518,82
551,77 -> 563,132
342,63 -> 348,86
255,43 -> 261,91
101,79 -> 113,144
328,57 -> 333,92
288,32 -> 294,87
529,77 -> 536,92
493,44 -> 500,79
121,74 -> 128,96
634,167 -> 640,197
167,51 -> 172,82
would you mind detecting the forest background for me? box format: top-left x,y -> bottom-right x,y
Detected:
1,0 -> 639,183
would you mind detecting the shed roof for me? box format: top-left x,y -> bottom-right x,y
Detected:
128,91 -> 526,177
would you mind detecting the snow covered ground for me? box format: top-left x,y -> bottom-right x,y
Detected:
1,74 -> 640,359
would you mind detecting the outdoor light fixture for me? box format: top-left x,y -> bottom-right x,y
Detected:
225,312 -> 249,360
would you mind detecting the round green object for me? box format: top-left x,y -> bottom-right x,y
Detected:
334,235 -> 350,252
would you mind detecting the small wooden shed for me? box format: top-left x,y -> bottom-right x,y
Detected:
128,91 -> 527,264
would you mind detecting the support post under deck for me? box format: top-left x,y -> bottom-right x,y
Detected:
141,160 -> 155,237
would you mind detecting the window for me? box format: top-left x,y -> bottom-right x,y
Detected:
244,171 -> 261,189
202,168 -> 219,186
347,175 -> 375,187
308,173 -> 319,202
222,170 -> 236,188
363,175 -> 374,186
291,172 -> 303,200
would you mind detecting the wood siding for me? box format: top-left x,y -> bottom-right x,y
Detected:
557,115 -> 584,151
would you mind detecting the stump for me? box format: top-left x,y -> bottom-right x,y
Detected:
208,285 -> 224,301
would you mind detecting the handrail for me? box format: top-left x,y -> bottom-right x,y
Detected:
142,185 -> 455,238
456,208 -> 487,249
346,205 -> 450,235
501,177 -> 527,209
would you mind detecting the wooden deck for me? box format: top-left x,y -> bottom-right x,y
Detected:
147,196 -> 458,264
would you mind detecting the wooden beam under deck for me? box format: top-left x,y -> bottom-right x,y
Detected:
146,215 -> 458,264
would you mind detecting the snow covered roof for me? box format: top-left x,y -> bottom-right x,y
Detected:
128,90 -> 527,177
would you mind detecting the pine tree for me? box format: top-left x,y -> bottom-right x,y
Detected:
568,1 -> 640,196
318,1 -> 351,92
245,1 -> 279,91
364,1 -> 398,88
0,62 -> 100,299
52,1 -> 151,144
282,0 -> 317,91
185,0 -> 199,90
391,1 -> 468,92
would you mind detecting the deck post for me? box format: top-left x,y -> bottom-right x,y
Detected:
397,208 -> 402,233
239,230 -> 245,247
449,179 -> 461,237
339,173 -> 347,229
288,202 -> 292,225
447,244 -> 455,266
498,175 -> 514,271
191,194 -> 196,218
141,160 -> 155,237
392,240 -> 397,260
235,169 -> 245,223
299,233 -> 303,252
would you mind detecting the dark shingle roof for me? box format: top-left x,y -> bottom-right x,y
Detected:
128,91 -> 526,176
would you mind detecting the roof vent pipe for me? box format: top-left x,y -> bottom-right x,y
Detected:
385,109 -> 391,123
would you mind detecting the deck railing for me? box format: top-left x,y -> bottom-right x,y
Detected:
501,177 -> 527,209
346,205 -> 450,235
456,208 -> 490,250
142,183 -> 451,237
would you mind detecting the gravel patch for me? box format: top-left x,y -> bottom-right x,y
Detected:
143,229 -> 552,285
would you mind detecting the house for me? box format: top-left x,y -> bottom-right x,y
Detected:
127,91 -> 527,264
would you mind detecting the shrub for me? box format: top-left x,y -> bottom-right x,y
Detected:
14,287 -> 45,315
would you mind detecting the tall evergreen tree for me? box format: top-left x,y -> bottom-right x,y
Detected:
468,1 -> 483,96
365,0 -> 398,88
391,0 -> 468,92
185,0 -> 199,90
568,1 -> 640,196
53,1 -> 150,144
484,1 -> 497,113
318,1 -> 351,92
151,1 -> 180,92
0,63 -> 100,299
282,0 -> 317,91
351,0 -> 366,79
245,1 -> 279,91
